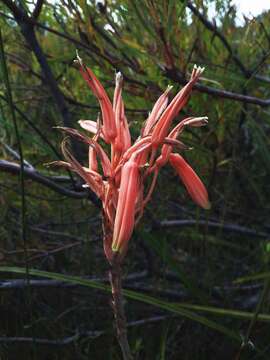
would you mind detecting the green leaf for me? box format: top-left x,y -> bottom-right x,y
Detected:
235,272 -> 270,284
175,303 -> 270,322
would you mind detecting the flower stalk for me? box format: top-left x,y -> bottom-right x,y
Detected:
109,259 -> 133,360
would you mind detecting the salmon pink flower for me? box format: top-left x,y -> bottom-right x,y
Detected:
56,56 -> 210,264
113,72 -> 131,154
150,66 -> 204,147
76,54 -> 116,143
169,153 -> 211,210
112,155 -> 140,255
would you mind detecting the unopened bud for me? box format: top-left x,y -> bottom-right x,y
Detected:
115,72 -> 123,86
184,116 -> 208,127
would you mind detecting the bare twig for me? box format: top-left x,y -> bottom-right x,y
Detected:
0,160 -> 92,200
65,95 -> 149,114
1,0 -> 80,155
0,271 -> 148,290
259,21 -> 270,47
28,242 -> 81,261
0,315 -> 168,346
163,66 -> 270,107
185,1 -> 270,84
160,219 -> 268,238
2,143 -> 34,169
1,9 -> 269,108
0,84 -> 61,160
29,226 -> 91,242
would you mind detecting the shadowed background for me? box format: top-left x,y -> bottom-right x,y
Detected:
0,0 -> 270,359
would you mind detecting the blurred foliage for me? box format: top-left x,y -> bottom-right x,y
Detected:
0,0 -> 270,359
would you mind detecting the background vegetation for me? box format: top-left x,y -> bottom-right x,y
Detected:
0,0 -> 270,359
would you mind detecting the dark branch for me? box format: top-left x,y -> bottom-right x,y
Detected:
2,143 -> 34,169
0,160 -> 89,200
1,10 -> 269,108
160,219 -> 268,238
0,315 -> 168,346
0,271 -> 148,289
1,0 -> 28,22
31,0 -> 44,20
1,2 -> 80,156
19,24 -> 74,129
0,94 -> 60,158
163,67 -> 270,107
186,1 -> 247,75
185,1 -> 270,84
65,95 -> 149,114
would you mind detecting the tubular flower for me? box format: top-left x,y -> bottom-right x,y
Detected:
57,56 -> 210,264
112,155 -> 140,254
169,153 -> 211,210
76,55 -> 116,143
151,66 -> 204,147
113,72 -> 131,153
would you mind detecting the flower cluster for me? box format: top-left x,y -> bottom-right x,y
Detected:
58,57 -> 210,264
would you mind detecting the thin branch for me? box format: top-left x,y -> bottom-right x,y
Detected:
2,143 -> 34,169
251,50 -> 270,78
30,12 -> 146,89
1,9 -> 269,108
0,23 -> 33,325
0,160 -> 91,200
259,21 -> 270,48
89,14 -> 140,72
0,271 -> 148,289
0,274 -> 262,296
185,1 -> 270,84
0,77 -> 60,160
160,219 -> 268,238
163,66 -> 270,107
1,1 -> 80,155
65,95 -> 149,114
27,241 -> 92,261
19,24 -> 74,128
0,277 -> 263,311
186,1 -> 247,75
0,315 -> 168,346
29,226 -> 92,241
5,50 -> 42,79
